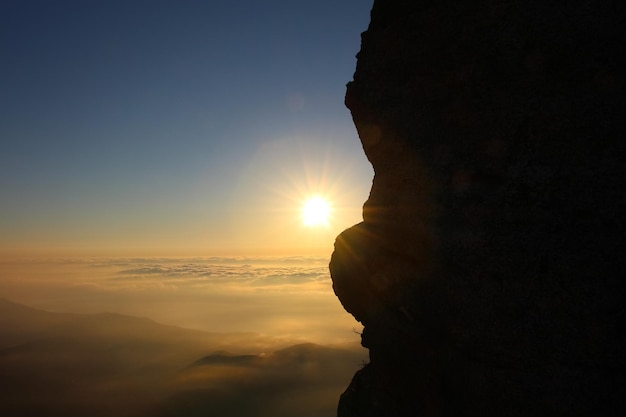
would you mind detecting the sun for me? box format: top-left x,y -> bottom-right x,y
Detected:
301,196 -> 331,227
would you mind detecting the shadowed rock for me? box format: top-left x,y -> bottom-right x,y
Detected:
330,1 -> 625,416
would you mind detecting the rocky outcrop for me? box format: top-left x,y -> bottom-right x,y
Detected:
330,1 -> 625,416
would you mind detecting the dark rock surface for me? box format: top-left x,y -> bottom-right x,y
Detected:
330,1 -> 625,416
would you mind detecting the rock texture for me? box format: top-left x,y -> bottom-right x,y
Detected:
330,1 -> 625,416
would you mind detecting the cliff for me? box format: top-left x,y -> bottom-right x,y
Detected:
330,1 -> 625,416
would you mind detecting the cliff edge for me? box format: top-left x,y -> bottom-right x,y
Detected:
330,1 -> 625,416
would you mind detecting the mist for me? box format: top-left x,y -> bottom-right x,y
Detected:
0,256 -> 361,344
0,257 -> 365,416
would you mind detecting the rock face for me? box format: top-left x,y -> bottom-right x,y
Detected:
330,1 -> 625,416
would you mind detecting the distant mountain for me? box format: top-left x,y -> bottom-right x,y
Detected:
0,297 -> 75,329
0,297 -> 81,349
0,298 -> 226,416
0,298 -> 365,417
141,343 -> 366,417
191,352 -> 261,367
0,297 -> 217,353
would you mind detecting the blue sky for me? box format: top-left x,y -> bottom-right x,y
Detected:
0,0 -> 374,256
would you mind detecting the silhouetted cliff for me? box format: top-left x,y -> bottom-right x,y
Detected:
330,1 -> 625,416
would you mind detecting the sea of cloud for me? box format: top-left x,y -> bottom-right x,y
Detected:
0,256 -> 362,345
0,256 -> 366,416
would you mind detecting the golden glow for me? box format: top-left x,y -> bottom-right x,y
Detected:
301,196 -> 331,227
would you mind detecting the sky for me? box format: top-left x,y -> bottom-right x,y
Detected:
0,4 -> 373,413
0,0 -> 374,258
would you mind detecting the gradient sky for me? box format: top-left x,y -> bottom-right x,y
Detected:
0,0 -> 374,257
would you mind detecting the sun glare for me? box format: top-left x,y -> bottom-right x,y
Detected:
302,196 -> 331,227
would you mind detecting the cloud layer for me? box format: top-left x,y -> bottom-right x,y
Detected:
0,298 -> 365,417
0,256 -> 361,344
